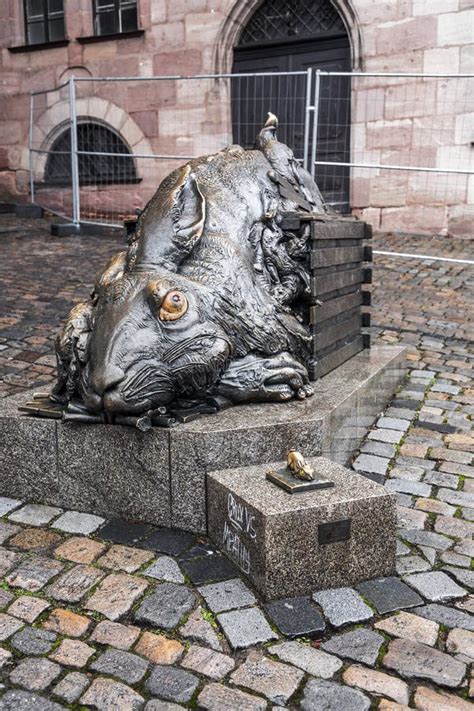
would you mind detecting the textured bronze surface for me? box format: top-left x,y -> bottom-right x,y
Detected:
24,114 -> 370,426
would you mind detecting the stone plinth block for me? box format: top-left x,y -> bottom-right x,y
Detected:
0,346 -> 405,534
207,457 -> 397,600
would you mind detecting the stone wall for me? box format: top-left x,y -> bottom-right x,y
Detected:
0,0 -> 472,235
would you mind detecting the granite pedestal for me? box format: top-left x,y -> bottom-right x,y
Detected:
0,345 -> 405,533
207,457 -> 397,600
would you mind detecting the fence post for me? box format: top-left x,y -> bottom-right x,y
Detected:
310,69 -> 321,180
28,93 -> 35,205
68,75 -> 81,226
303,67 -> 313,172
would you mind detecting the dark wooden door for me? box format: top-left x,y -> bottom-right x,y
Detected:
232,36 -> 351,212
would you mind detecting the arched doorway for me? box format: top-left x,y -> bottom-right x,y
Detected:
232,0 -> 351,211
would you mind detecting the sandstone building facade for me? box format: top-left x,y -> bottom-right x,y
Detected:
0,0 -> 472,235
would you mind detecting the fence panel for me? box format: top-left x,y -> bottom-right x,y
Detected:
30,81 -> 74,221
315,72 -> 473,231
29,71 -> 473,234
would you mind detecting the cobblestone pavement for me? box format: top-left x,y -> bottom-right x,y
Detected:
0,215 -> 473,709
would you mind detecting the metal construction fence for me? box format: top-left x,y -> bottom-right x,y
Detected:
29,70 -> 473,232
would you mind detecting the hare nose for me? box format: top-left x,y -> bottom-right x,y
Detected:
91,365 -> 125,396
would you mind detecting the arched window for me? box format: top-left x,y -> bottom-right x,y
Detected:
238,0 -> 346,46
45,122 -> 139,185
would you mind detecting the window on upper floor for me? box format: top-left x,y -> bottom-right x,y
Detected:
24,0 -> 66,44
93,0 -> 139,36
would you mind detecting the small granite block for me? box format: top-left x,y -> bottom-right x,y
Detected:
10,657 -> 61,692
321,628 -> 384,665
357,576 -> 423,614
142,527 -> 195,555
52,511 -> 105,534
207,457 -> 396,599
230,656 -> 303,704
143,556 -> 185,584
270,640 -> 342,678
81,678 -> 144,709
53,672 -> 90,703
134,582 -> 195,630
97,518 -> 151,545
0,690 -> 66,711
197,683 -> 266,711
90,648 -> 148,684
11,626 -> 57,655
0,498 -> 22,516
302,678 -> 370,711
313,587 -> 373,627
404,571 -> 467,602
198,578 -> 257,613
264,597 -> 325,638
217,607 -> 277,649
413,604 -> 474,631
9,504 -> 62,527
180,554 -> 239,585
383,638 -> 466,688
145,665 -> 199,703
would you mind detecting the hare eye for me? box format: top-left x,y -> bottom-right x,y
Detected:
159,290 -> 188,321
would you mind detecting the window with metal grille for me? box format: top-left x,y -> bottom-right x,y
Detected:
238,0 -> 345,46
44,122 -> 139,185
24,0 -> 66,45
93,0 -> 138,36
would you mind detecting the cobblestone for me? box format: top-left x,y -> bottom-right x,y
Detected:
404,571 -> 467,601
8,504 -> 62,527
49,638 -> 94,667
134,631 -> 184,664
9,656 -> 60,692
197,682 -> 266,710
217,607 -> 277,649
181,644 -> 235,679
312,587 -> 373,627
321,628 -> 384,665
43,608 -> 92,637
230,655 -> 304,705
81,677 -> 144,710
383,638 -> 467,688
145,664 -> 199,703
52,672 -> 90,703
11,626 -> 57,655
374,611 -> 439,646
52,510 -> 105,534
301,678 -> 370,711
134,582 -> 195,630
90,648 -> 148,683
198,578 -> 256,613
342,665 -> 410,705
270,640 -> 342,679
89,620 -> 141,650
85,572 -> 148,620
8,595 -> 49,623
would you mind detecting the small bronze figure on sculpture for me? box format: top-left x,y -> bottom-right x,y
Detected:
34,114 -> 330,426
286,448 -> 314,481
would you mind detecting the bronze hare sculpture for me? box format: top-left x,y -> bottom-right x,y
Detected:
52,114 -> 326,424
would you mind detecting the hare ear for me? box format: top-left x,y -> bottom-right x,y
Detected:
172,165 -> 205,245
133,163 -> 206,269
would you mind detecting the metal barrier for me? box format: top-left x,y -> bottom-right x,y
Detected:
29,70 -> 474,231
